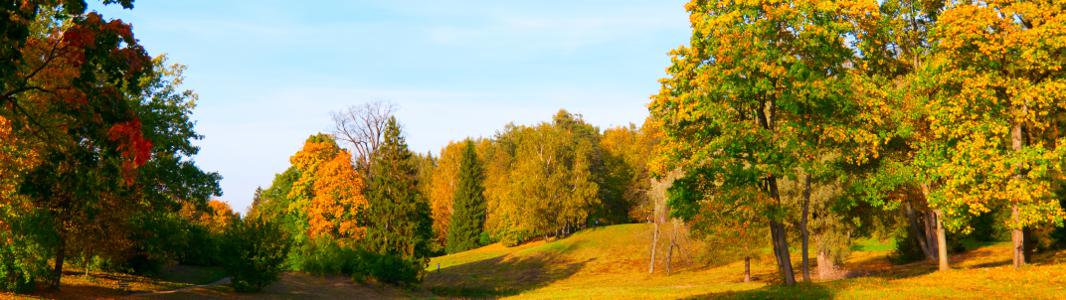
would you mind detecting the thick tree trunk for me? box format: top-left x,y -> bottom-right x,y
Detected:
769,221 -> 795,285
767,176 -> 796,285
816,248 -> 838,279
925,210 -> 940,261
934,209 -> 949,271
744,256 -> 751,282
1011,120 -> 1026,269
649,220 -> 659,274
1012,203 -> 1026,268
904,202 -> 935,261
800,175 -> 811,282
757,97 -> 794,285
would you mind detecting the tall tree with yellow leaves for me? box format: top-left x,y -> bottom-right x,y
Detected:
923,0 -> 1066,268
428,141 -> 465,248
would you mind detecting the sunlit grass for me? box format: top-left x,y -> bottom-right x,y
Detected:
424,223 -> 1066,299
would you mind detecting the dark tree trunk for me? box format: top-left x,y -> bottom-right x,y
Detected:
904,202 -> 936,261
924,210 -> 940,261
767,176 -> 796,285
769,220 -> 795,285
51,229 -> 66,289
800,175 -> 811,282
757,96 -> 794,285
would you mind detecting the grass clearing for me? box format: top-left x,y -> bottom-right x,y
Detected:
425,223 -> 1066,299
6,224 -> 1066,299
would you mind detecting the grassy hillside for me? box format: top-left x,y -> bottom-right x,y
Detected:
424,223 -> 1066,299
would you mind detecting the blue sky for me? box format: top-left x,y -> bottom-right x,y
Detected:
93,1 -> 690,214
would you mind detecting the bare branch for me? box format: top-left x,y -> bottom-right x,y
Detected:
330,101 -> 396,173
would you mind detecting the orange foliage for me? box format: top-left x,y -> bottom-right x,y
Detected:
290,137 -> 368,242
206,200 -> 238,233
177,199 -> 237,233
428,141 -> 465,245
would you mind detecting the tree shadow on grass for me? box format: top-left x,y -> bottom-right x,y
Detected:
679,282 -> 834,300
422,249 -> 591,298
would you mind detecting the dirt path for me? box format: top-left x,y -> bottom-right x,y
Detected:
125,273 -> 425,299
127,276 -> 232,297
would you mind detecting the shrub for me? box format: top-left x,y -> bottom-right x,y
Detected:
352,251 -> 422,285
289,239 -> 361,276
222,218 -> 291,292
0,241 -> 48,292
0,209 -> 55,292
289,239 -> 423,285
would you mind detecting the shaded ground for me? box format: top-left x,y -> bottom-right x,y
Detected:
11,265 -> 221,300
127,272 -> 427,299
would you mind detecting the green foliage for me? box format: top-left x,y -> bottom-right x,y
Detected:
0,207 -> 55,292
289,239 -> 362,276
446,141 -> 487,254
362,117 -> 433,265
222,218 -> 292,293
289,239 -> 421,285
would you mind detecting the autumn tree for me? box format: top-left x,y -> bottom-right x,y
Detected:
361,117 -> 433,263
924,0 -> 1066,268
488,111 -> 602,243
9,7 -> 156,288
651,0 -> 877,285
287,134 -> 368,244
428,141 -> 465,248
446,140 -> 487,253
601,123 -> 659,223
844,0 -> 954,270
0,115 -> 48,292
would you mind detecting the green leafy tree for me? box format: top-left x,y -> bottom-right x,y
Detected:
846,0 -> 950,270
446,140 -> 487,253
650,0 -> 876,285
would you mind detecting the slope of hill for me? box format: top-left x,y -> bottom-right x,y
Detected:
424,223 -> 1066,299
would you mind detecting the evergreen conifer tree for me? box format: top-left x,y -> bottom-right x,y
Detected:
362,117 -> 433,261
446,140 -> 487,253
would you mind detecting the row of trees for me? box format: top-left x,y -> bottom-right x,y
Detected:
250,114 -> 434,283
651,0 -> 1065,285
0,1 -> 275,292
423,110 -> 660,250
250,104 -> 663,283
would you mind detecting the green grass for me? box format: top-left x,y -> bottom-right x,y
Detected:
850,238 -> 896,252
424,223 -> 1066,299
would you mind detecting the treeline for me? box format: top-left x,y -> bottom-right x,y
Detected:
0,1 -> 284,293
651,0 -> 1065,285
250,107 -> 661,282
427,111 -> 659,248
